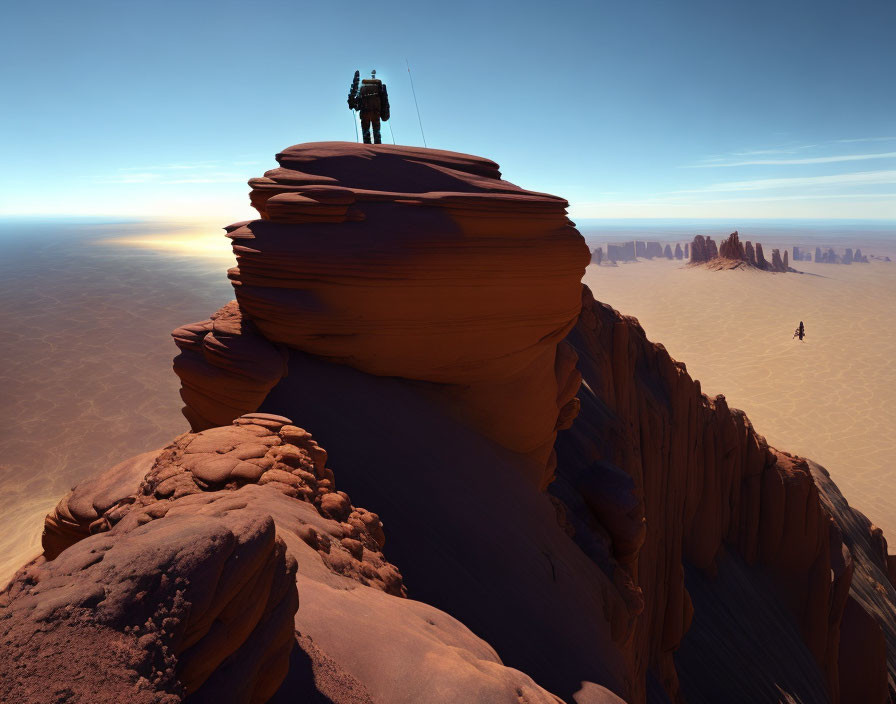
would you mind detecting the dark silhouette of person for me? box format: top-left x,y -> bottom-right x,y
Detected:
348,69 -> 390,144
793,321 -> 805,341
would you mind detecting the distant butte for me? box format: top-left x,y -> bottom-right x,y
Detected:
690,230 -> 793,272
3,143 -> 894,704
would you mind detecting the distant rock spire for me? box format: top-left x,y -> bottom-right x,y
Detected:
755,242 -> 768,269
719,231 -> 745,261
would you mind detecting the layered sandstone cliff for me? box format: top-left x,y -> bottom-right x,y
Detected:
557,287 -> 894,702
4,143 -> 894,704
176,142 -> 589,489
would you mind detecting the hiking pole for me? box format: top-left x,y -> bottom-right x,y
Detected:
406,59 -> 426,147
348,70 -> 361,142
387,120 -> 396,145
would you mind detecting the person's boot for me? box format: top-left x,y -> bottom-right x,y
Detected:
362,129 -> 372,144
373,129 -> 382,144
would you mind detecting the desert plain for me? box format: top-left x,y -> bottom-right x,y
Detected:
583,244 -> 896,545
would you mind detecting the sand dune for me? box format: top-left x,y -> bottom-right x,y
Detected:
584,257 -> 896,540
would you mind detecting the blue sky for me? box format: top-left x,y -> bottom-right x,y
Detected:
1,0 -> 894,220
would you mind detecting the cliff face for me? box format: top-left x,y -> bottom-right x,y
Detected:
556,287 -> 894,702
4,143 -> 894,704
180,142 -> 589,489
172,301 -> 288,431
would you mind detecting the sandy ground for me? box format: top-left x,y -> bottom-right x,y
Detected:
584,257 -> 896,542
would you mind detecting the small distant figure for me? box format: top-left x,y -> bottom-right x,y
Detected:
793,321 -> 806,341
348,69 -> 390,144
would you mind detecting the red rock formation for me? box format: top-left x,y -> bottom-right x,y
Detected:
663,244 -> 673,259
8,413 -> 612,704
695,232 -> 794,273
169,143 -> 893,701
689,235 -> 712,263
674,243 -> 683,260
645,242 -> 663,259
608,241 -> 636,262
555,286 -> 894,703
172,301 -> 289,431
5,499 -> 299,703
784,250 -> 790,269
593,246 -> 604,265
42,413 -> 401,595
205,143 -> 590,487
718,231 -> 746,260
771,248 -> 787,272
810,461 -> 896,696
755,242 -> 769,269
8,143 -> 893,704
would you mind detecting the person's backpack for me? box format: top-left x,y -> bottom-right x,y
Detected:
359,80 -> 382,113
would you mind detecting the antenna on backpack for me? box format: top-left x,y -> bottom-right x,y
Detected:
406,59 -> 427,148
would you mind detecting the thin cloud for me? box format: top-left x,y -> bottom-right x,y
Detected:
164,174 -> 247,184
675,170 -> 896,193
689,152 -> 896,168
835,136 -> 896,144
694,191 -> 896,203
118,161 -> 222,172
103,172 -> 161,184
117,160 -> 258,172
729,144 -> 817,157
102,160 -> 253,185
577,191 -> 896,208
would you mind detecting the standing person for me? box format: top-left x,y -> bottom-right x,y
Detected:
348,70 -> 390,144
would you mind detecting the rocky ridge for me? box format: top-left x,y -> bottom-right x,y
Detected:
557,287 -> 895,701
3,143 -> 894,704
183,142 -> 590,489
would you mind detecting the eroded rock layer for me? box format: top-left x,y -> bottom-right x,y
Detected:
554,286 -> 893,703
172,301 -> 288,431
198,142 -> 591,485
6,414 -> 584,704
5,496 -> 299,703
40,413 -> 401,596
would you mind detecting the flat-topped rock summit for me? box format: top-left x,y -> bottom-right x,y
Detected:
179,141 -> 590,488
